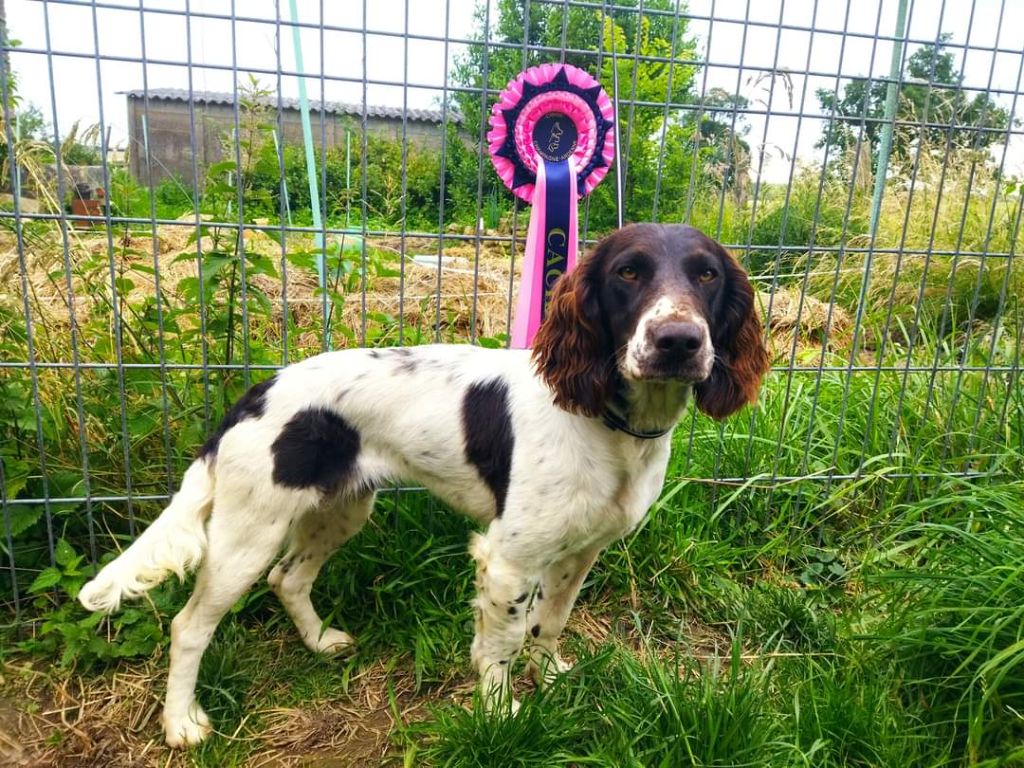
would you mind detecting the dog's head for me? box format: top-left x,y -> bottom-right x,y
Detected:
532,223 -> 769,420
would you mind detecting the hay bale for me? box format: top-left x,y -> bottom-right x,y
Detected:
760,287 -> 853,361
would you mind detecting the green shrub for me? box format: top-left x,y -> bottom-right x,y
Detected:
105,169 -> 194,221
805,153 -> 1024,342
154,176 -> 196,219
746,172 -> 869,279
242,131 -> 448,230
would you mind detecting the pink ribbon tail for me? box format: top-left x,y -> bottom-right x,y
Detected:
510,157 -> 579,348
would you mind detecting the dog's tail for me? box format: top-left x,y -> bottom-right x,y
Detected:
78,459 -> 214,614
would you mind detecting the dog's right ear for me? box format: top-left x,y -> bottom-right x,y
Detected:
693,245 -> 770,420
532,246 -> 612,418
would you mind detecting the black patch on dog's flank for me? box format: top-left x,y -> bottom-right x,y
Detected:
507,606 -> 517,615
199,376 -> 276,459
462,379 -> 514,517
531,624 -> 541,638
514,592 -> 528,604
271,408 -> 361,494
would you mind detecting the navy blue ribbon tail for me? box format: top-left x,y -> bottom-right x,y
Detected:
541,159 -> 572,318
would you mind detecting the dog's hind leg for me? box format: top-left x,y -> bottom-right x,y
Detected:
268,491 -> 374,654
162,496 -> 293,748
525,548 -> 600,688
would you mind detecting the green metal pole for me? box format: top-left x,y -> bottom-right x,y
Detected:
13,108 -> 20,198
271,128 -> 292,226
869,0 -> 909,239
287,0 -> 330,344
346,128 -> 351,230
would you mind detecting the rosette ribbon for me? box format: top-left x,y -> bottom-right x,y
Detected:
487,64 -> 615,347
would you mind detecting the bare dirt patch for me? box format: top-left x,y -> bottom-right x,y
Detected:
0,655 -> 452,767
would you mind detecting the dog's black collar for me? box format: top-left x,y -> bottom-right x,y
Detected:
601,406 -> 673,440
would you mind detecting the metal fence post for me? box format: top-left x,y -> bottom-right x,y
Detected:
869,0 -> 910,238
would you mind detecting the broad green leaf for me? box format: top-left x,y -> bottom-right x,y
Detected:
54,538 -> 77,568
28,567 -> 62,594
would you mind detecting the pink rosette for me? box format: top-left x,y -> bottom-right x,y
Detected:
487,63 -> 616,203
486,64 -> 616,348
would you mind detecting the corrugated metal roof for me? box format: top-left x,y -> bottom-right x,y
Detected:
123,88 -> 461,124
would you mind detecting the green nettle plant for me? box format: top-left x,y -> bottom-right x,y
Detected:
177,159 -> 281,369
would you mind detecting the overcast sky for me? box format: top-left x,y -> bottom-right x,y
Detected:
8,0 -> 1024,185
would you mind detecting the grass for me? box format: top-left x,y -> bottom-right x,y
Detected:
5,423 -> 1024,766
865,479 -> 1024,764
4,279 -> 1024,765
3,143 -> 1024,764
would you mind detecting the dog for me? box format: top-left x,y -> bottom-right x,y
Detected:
78,223 -> 769,747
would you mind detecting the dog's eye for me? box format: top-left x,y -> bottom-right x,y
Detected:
698,268 -> 717,283
618,265 -> 639,281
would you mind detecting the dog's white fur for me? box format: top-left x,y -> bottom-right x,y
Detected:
78,224 -> 764,748
80,344 -> 681,746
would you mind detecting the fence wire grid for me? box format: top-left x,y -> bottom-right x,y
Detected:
1,0 -> 1023,621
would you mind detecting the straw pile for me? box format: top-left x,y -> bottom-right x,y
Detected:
1,220 -> 850,359
0,220 -> 519,348
760,286 -> 853,361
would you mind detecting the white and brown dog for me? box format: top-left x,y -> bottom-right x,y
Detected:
79,223 -> 769,747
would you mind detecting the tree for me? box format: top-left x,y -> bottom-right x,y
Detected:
452,0 -> 720,229
13,103 -> 45,140
685,87 -> 751,203
816,35 -> 1014,171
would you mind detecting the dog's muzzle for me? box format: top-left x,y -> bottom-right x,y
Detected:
624,303 -> 714,382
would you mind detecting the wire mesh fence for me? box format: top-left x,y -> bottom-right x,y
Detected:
1,0 -> 1022,623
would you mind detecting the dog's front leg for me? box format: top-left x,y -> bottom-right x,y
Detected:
525,547 -> 600,688
468,532 -> 534,713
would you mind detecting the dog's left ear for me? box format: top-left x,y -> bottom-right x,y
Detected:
694,247 -> 770,420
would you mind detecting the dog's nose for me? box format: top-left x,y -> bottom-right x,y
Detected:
651,322 -> 705,357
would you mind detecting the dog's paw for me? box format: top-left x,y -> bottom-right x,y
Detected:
482,692 -> 522,716
312,628 -> 355,656
527,654 -> 573,689
163,703 -> 211,748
